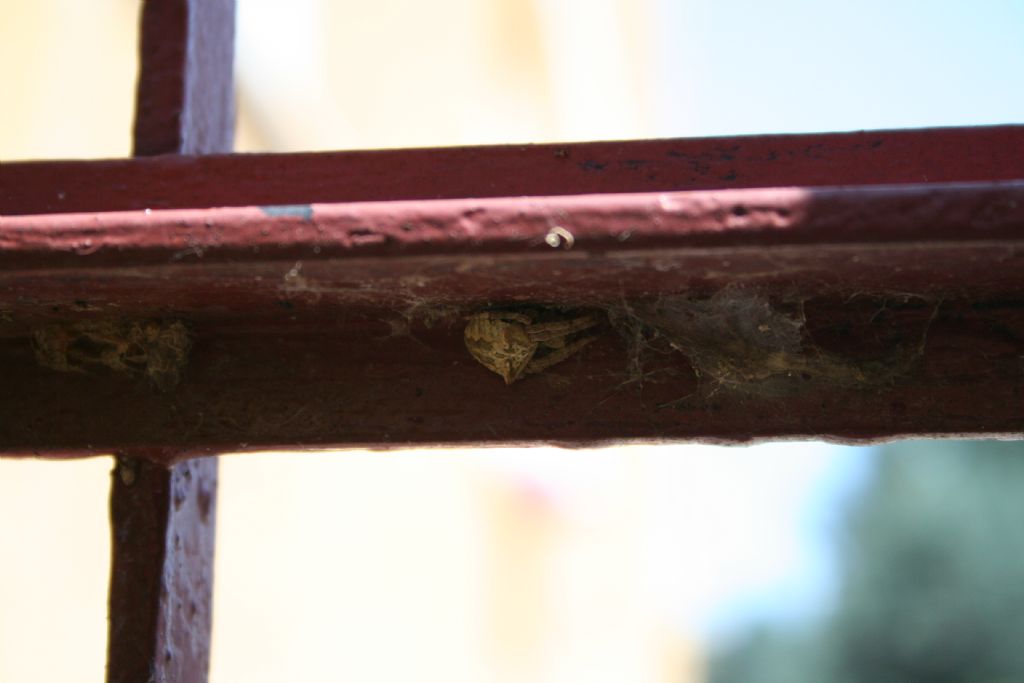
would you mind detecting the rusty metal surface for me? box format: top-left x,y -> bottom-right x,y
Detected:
107,456 -> 217,683
1,181 -> 1022,458
3,125 -> 1023,217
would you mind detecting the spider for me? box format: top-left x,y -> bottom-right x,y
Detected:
463,309 -> 601,384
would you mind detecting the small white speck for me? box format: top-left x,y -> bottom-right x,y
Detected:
545,226 -> 575,249
144,208 -> 152,215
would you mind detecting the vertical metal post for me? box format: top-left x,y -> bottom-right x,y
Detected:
132,0 -> 236,157
108,456 -> 219,683
107,2 -> 235,682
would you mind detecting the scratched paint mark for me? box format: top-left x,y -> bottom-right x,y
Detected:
260,204 -> 313,221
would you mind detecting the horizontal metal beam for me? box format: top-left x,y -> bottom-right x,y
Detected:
4,125 -> 1024,216
3,180 -> 1023,268
1,178 -> 1022,460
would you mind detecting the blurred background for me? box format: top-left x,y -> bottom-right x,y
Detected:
1,1 -> 1023,681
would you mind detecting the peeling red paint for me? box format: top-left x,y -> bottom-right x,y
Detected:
2,181 -> 1023,270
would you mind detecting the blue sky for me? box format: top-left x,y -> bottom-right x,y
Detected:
654,0 -> 1024,137
479,442 -> 878,642
666,444 -> 876,640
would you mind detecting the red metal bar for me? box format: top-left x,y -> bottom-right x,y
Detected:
3,125 -> 1023,217
108,455 -> 217,683
2,181 -> 1023,270
106,2 -> 233,682
133,0 -> 235,156
1,180 -> 1022,460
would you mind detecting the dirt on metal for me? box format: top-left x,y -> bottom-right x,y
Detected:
32,319 -> 191,391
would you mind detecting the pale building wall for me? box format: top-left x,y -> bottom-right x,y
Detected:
0,0 -> 136,159
233,0 -> 658,151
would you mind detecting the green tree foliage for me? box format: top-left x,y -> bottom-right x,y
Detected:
710,440 -> 1024,683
